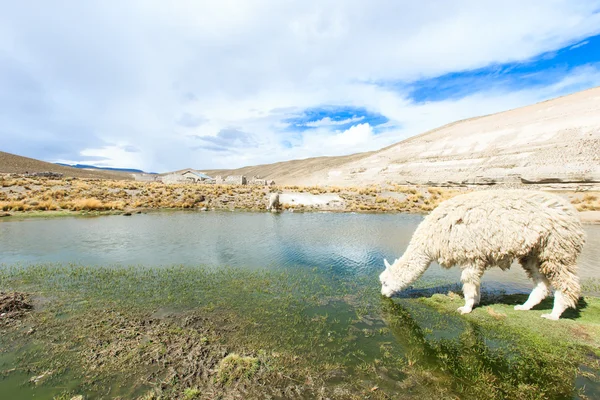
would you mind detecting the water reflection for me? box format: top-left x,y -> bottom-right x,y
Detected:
379,298 -> 597,398
0,212 -> 598,292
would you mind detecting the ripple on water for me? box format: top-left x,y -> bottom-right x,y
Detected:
0,211 -> 598,291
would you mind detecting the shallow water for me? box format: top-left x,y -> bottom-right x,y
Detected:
1,212 -> 599,399
0,211 -> 598,292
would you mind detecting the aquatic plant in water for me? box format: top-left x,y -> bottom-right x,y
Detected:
0,263 -> 598,399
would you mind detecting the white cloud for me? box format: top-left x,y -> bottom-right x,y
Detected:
302,123 -> 376,154
1,1 -> 600,171
304,116 -> 365,128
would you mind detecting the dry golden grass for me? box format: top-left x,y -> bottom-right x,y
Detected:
70,198 -> 107,211
6,175 -> 592,217
569,191 -> 600,211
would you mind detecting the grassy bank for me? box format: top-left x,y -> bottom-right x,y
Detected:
2,175 -> 599,220
1,264 -> 599,399
0,175 -> 465,216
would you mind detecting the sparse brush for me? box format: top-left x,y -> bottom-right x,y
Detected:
70,198 -> 107,211
35,200 -> 59,211
105,201 -> 126,210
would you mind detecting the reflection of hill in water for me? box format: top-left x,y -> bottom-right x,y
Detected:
0,211 -> 598,289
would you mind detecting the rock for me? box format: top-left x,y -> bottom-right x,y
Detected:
200,207 -> 208,211
29,370 -> 52,385
123,212 -> 132,216
70,396 -> 84,400
24,172 -> 63,179
0,213 -> 11,217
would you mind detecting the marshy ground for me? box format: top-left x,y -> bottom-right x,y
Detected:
1,264 -> 599,399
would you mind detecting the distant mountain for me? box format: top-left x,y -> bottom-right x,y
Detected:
55,163 -> 157,174
0,151 -> 133,180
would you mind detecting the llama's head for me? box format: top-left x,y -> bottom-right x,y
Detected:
379,258 -> 406,297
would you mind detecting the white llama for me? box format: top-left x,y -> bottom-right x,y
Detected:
379,190 -> 585,320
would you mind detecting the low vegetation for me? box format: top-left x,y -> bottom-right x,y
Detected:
570,192 -> 600,211
0,174 -> 467,215
0,264 -> 598,399
2,174 -> 598,218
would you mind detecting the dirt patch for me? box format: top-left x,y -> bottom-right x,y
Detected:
570,325 -> 593,342
0,292 -> 33,320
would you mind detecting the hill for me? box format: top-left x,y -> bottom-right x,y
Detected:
203,87 -> 600,186
55,163 -> 155,174
201,151 -> 374,183
0,151 -> 133,180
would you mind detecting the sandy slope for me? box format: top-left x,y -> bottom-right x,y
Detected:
202,151 -> 373,184
309,86 -> 600,186
203,87 -> 600,187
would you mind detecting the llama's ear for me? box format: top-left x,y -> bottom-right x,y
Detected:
384,259 -> 391,270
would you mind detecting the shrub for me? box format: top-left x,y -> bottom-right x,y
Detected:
70,198 -> 106,211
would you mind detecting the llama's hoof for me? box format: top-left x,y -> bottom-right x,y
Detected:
457,306 -> 472,315
541,313 -> 559,320
514,305 -> 530,311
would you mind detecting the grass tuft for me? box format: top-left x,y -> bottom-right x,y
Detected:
216,354 -> 260,385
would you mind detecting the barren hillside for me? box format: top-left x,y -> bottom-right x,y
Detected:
202,151 -> 374,183
0,151 -> 133,180
205,86 -> 600,187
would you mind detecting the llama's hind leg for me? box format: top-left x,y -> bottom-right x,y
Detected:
540,263 -> 580,321
458,264 -> 484,315
541,291 -> 570,321
515,257 -> 550,311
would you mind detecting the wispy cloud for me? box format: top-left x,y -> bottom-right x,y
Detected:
194,128 -> 258,153
304,116 -> 365,127
570,40 -> 590,50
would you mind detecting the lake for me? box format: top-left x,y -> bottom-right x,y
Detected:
1,211 -> 599,292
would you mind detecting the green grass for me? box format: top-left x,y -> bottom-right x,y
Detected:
1,263 -> 598,399
217,354 -> 260,385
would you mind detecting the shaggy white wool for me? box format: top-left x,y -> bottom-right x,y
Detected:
380,189 -> 585,320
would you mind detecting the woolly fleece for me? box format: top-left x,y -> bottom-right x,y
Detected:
379,189 -> 585,320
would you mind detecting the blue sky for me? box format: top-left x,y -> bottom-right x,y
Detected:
1,1 -> 600,171
403,34 -> 600,104
285,106 -> 389,132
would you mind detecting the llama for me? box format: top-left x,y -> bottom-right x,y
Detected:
267,192 -> 281,212
379,190 -> 585,320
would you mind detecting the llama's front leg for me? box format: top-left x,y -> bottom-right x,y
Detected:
458,265 -> 484,314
